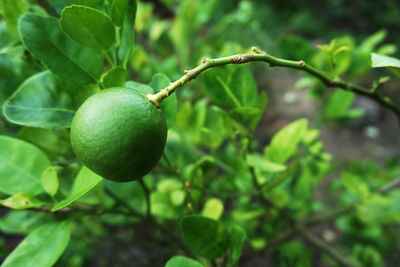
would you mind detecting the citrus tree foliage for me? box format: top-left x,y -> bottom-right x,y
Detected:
0,1 -> 400,267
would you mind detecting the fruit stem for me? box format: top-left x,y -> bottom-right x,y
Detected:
146,47 -> 400,120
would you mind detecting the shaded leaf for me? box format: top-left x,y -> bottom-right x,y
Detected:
181,215 -> 229,259
111,0 -> 130,26
126,80 -> 154,94
202,67 -> 236,107
229,225 -> 246,261
18,127 -> 72,160
149,73 -> 177,128
228,68 -> 258,107
118,0 -> 137,66
0,211 -> 48,234
19,14 -> 103,84
102,67 -> 127,88
3,71 -> 96,128
0,44 -> 36,110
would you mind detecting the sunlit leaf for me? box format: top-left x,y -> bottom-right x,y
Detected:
264,119 -> 308,164
0,136 -> 49,195
201,198 -> 224,220
1,222 -> 71,267
165,256 -> 203,267
60,5 -> 115,50
52,166 -> 102,211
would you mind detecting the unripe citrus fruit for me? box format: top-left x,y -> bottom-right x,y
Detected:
70,88 -> 167,182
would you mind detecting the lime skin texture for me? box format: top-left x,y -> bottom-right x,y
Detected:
70,87 -> 167,182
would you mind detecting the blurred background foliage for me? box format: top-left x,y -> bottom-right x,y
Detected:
1,0 -> 400,266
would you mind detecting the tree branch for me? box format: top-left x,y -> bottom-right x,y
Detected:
305,177 -> 400,226
246,137 -> 357,267
138,178 -> 151,219
297,226 -> 358,267
146,47 -> 400,120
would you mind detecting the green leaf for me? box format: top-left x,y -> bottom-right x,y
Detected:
0,44 -> 36,109
202,67 -> 237,107
228,68 -> 258,107
357,192 -> 400,224
371,53 -> 400,77
0,211 -> 48,234
0,0 -> 28,33
52,166 -> 102,211
118,0 -> 137,66
48,0 -> 105,14
126,80 -> 154,94
265,119 -> 308,164
250,91 -> 268,130
247,154 -> 287,173
19,13 -> 103,84
60,5 -> 115,50
102,67 -> 127,88
165,256 -> 204,267
41,166 -> 62,197
19,127 -> 72,160
1,222 -> 71,267
342,172 -> 370,199
151,191 -> 180,219
0,135 -> 50,195
230,106 -> 262,121
229,225 -> 246,261
201,198 -> 224,220
360,30 -> 387,53
181,215 -> 229,259
149,73 -> 177,129
324,90 -> 357,120
371,53 -> 400,68
0,192 -> 45,209
111,0 -> 130,26
3,71 -> 96,128
70,0 -> 105,8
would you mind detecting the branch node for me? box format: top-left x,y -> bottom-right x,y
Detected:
187,202 -> 193,212
299,60 -> 305,67
231,54 -> 254,64
251,46 -> 263,54
201,57 -> 209,64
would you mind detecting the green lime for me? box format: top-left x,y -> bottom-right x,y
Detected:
70,87 -> 167,182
